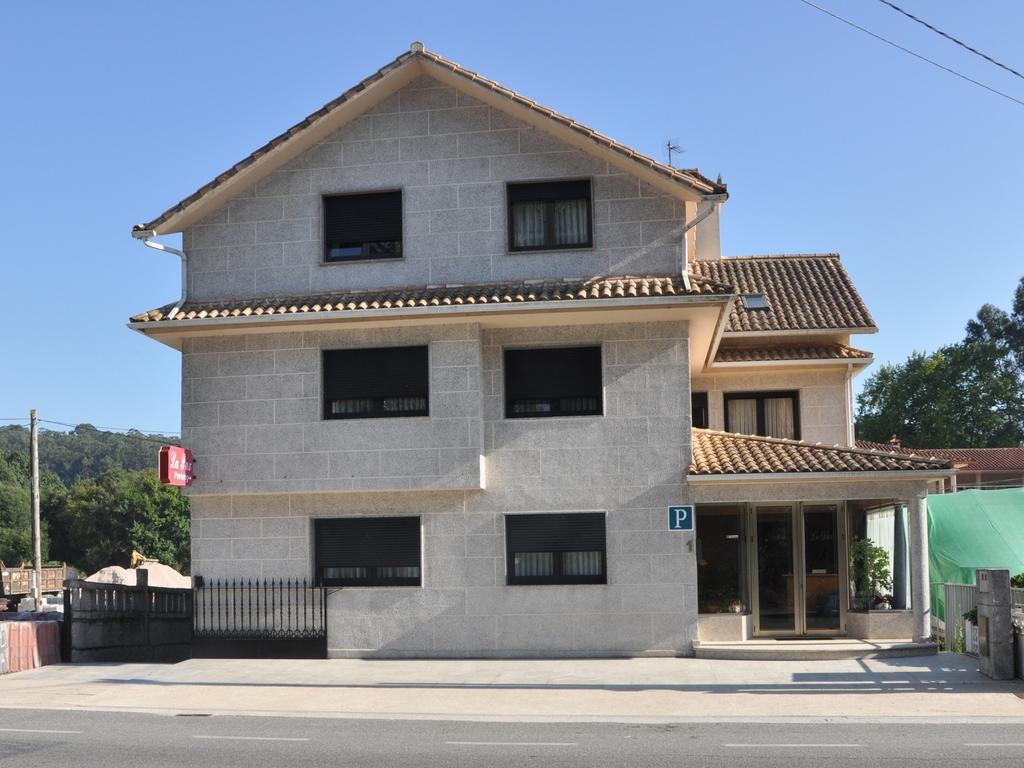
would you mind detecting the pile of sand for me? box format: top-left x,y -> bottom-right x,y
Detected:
84,566 -> 136,585
137,562 -> 191,589
84,562 -> 190,589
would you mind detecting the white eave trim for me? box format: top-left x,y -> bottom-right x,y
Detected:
687,469 -> 956,483
128,292 -> 731,333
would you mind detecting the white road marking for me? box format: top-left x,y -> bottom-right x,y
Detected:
446,741 -> 578,747
0,728 -> 82,735
192,735 -> 310,742
724,743 -> 861,748
965,743 -> 1024,747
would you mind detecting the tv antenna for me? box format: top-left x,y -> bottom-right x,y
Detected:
666,140 -> 685,167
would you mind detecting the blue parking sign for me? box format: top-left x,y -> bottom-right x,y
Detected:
668,505 -> 694,531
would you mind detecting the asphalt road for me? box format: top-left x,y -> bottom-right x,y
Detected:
1,709 -> 1023,767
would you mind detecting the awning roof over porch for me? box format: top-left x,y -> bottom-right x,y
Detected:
689,429 -> 954,476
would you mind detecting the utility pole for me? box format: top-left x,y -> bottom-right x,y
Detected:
30,409 -> 42,611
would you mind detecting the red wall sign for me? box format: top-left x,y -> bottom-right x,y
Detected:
159,446 -> 195,487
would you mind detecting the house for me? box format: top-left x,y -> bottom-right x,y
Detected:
858,438 -> 1024,491
129,44 -> 953,657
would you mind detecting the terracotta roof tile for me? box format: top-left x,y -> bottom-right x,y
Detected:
854,441 -> 1024,472
135,45 -> 725,236
691,254 -> 876,333
130,274 -> 729,324
690,429 -> 952,476
715,343 -> 872,363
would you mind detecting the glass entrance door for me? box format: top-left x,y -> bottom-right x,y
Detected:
752,503 -> 845,636
802,505 -> 842,633
754,506 -> 796,633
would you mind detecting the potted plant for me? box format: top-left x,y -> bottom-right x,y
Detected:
849,537 -> 893,611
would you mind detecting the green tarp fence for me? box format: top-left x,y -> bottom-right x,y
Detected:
928,487 -> 1024,622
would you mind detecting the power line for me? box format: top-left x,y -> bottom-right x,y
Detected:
877,0 -> 1024,82
796,0 -> 1024,108
38,418 -> 179,435
37,419 -> 180,442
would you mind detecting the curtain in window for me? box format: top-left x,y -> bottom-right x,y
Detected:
764,397 -> 795,439
553,199 -> 588,246
727,398 -> 758,435
563,551 -> 602,576
511,201 -> 546,248
514,552 -> 554,577
866,505 -> 910,609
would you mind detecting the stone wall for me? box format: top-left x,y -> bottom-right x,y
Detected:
181,323 -> 483,495
181,74 -> 687,301
188,319 -> 697,657
691,366 -> 851,446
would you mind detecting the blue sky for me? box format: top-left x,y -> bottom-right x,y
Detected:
2,0 -> 1021,435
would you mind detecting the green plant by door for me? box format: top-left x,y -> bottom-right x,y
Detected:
849,537 -> 893,610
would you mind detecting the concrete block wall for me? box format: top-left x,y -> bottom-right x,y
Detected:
188,319 -> 698,657
181,73 -> 687,301
181,323 -> 483,495
691,367 -> 851,446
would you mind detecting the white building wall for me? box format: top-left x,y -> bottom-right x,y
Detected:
187,319 -> 697,657
180,74 -> 688,301
691,366 -> 851,446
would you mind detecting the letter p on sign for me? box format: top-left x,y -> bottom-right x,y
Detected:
668,505 -> 694,531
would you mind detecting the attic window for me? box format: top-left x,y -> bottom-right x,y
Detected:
323,191 -> 402,262
742,294 -> 769,310
507,180 -> 592,252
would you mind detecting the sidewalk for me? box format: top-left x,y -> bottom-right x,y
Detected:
2,653 -> 1023,722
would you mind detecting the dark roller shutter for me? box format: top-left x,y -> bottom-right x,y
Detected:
504,347 -> 602,416
323,191 -> 402,245
508,180 -> 590,203
314,517 -> 421,570
324,347 -> 428,400
323,346 -> 429,419
505,513 -> 606,553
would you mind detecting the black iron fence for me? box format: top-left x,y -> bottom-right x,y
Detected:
192,578 -> 327,658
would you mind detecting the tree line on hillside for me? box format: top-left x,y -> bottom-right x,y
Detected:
0,425 -> 189,576
856,275 -> 1024,448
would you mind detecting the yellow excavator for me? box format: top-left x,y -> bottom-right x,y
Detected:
130,550 -> 159,568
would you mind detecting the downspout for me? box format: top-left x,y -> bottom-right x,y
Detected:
679,194 -> 728,290
133,229 -> 187,319
845,362 -> 855,446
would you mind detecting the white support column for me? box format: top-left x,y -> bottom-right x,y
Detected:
909,493 -> 931,643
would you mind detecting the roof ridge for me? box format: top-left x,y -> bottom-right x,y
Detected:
693,428 -> 952,466
717,253 -> 841,261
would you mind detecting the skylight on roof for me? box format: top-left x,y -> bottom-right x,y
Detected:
742,294 -> 769,310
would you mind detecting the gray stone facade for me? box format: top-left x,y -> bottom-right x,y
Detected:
188,320 -> 694,657
182,323 -> 483,495
180,74 -> 687,302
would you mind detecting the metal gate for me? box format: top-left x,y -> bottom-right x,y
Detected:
192,578 -> 327,658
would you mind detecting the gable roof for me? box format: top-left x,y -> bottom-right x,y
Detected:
690,254 -> 876,334
129,273 -> 731,325
691,429 -> 953,476
855,441 -> 1024,472
134,43 -> 726,237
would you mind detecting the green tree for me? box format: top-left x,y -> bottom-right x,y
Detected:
856,341 -> 1024,448
0,450 -> 54,564
55,469 -> 190,575
857,276 -> 1024,448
